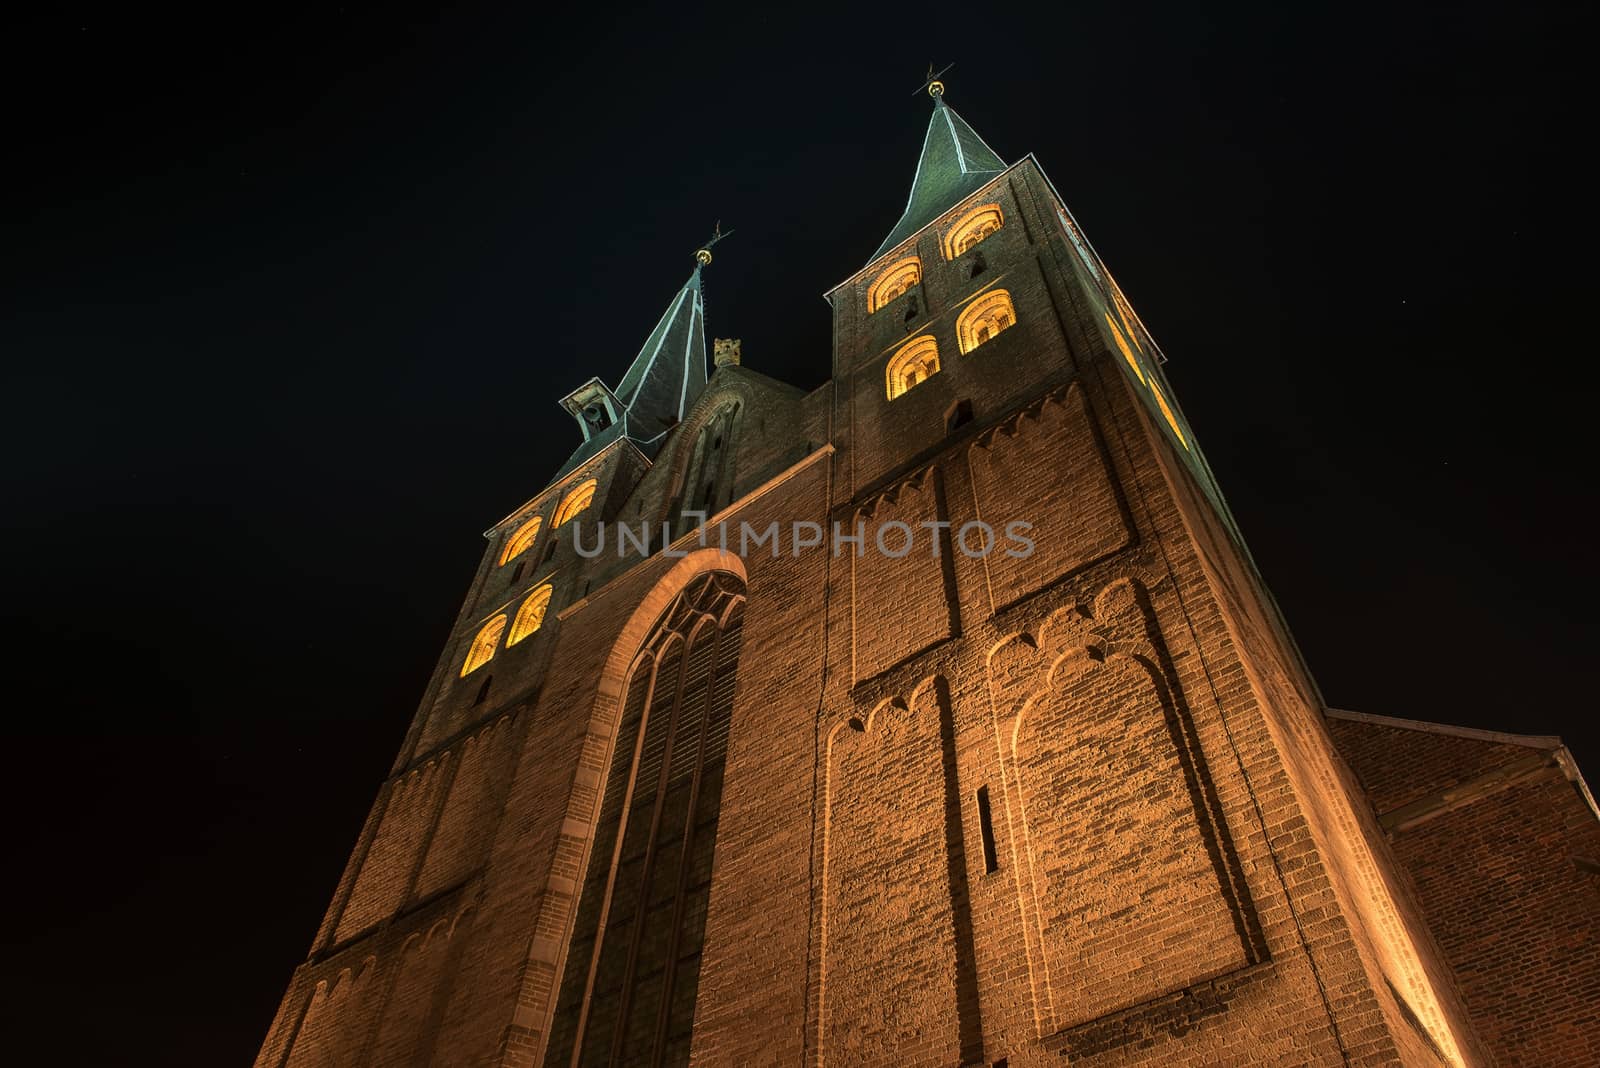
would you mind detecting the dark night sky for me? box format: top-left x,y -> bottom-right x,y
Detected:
2,3 -> 1593,1063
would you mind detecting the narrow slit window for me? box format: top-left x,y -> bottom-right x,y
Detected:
473,675 -> 492,706
946,399 -> 973,433
976,785 -> 999,874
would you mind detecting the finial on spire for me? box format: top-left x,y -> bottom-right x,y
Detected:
695,220 -> 732,266
916,62 -> 953,101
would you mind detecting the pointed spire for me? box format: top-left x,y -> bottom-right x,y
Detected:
610,265 -> 707,429
552,232 -> 726,481
870,84 -> 1006,261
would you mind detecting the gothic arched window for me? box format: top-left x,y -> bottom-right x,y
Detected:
545,572 -> 747,1067
942,203 -> 1004,259
460,614 -> 506,676
507,584 -> 554,646
866,255 -> 922,313
554,479 -> 597,526
498,515 -> 542,566
956,289 -> 1016,353
670,402 -> 740,533
886,335 -> 941,400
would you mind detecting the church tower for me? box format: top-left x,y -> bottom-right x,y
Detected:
253,82 -> 1520,1067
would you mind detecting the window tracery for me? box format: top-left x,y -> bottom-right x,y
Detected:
956,289 -> 1016,353
461,615 -> 506,676
507,584 -> 553,646
886,335 -> 941,399
554,479 -> 597,526
867,256 -> 922,312
943,204 -> 1004,259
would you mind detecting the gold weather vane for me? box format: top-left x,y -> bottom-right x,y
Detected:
695,221 -> 732,266
915,62 -> 953,98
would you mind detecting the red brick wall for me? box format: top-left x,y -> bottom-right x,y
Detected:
1329,716 -> 1600,1067
822,682 -> 964,1065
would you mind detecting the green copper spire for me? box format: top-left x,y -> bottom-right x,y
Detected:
870,84 -> 1007,261
552,231 -> 727,481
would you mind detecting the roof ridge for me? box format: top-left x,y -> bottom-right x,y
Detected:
1324,707 -> 1564,750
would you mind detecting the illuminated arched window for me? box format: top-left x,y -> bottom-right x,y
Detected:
886,335 -> 941,400
1148,380 -> 1189,449
956,289 -> 1016,353
553,479 -> 597,526
942,203 -> 1004,259
498,515 -> 542,566
1104,311 -> 1147,385
507,584 -> 553,646
460,615 -> 506,676
867,256 -> 922,313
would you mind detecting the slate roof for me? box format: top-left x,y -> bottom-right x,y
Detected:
870,95 -> 1007,261
550,266 -> 708,482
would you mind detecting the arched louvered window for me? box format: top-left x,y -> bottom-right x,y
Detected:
507,584 -> 553,646
499,515 -> 542,566
955,289 -> 1016,353
670,402 -> 740,533
866,255 -> 922,313
885,335 -> 941,400
942,203 -> 1004,259
460,615 -> 506,676
545,572 -> 747,1068
554,479 -> 597,526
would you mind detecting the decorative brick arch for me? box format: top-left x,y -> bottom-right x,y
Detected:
657,383 -> 753,528
503,548 -> 747,1068
986,578 -> 1264,1043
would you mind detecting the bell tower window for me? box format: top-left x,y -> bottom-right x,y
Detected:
956,289 -> 1016,353
554,479 -> 597,526
498,515 -> 542,566
558,379 -> 622,441
507,584 -> 554,646
886,335 -> 941,400
867,256 -> 923,313
1104,311 -> 1147,385
461,614 -> 506,676
942,204 -> 1004,259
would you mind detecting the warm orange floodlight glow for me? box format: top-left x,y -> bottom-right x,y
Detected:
1148,379 -> 1188,448
461,615 -> 506,676
498,515 -> 542,565
1104,312 -> 1147,385
508,585 -> 553,646
942,204 -> 1004,259
886,335 -> 941,399
867,256 -> 922,312
554,479 -> 597,526
957,289 -> 1016,353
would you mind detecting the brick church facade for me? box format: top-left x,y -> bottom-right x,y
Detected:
254,85 -> 1600,1067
